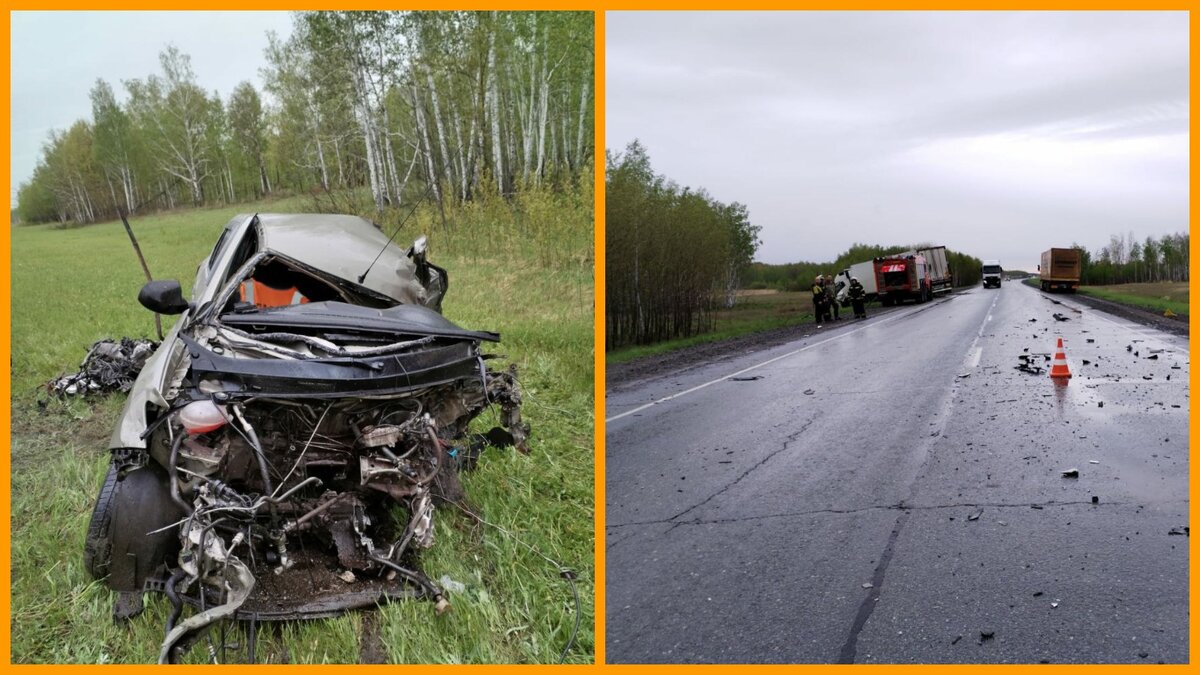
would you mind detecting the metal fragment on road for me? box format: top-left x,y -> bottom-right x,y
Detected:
861,582 -> 873,589
1061,468 -> 1079,478
968,508 -> 983,521
1167,526 -> 1189,536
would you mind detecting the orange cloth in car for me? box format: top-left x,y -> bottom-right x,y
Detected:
239,279 -> 308,308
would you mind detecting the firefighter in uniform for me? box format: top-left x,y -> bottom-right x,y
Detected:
812,275 -> 830,325
848,276 -> 867,319
824,274 -> 841,321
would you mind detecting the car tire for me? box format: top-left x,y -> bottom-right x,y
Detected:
84,463 -> 119,580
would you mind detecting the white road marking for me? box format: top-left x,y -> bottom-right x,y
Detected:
607,304 -> 931,423
967,347 -> 983,369
961,291 -> 998,371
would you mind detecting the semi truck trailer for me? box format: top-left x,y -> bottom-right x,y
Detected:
1039,248 -> 1082,292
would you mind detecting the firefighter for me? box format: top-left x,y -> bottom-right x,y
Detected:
824,275 -> 841,321
812,275 -> 830,325
848,276 -> 867,319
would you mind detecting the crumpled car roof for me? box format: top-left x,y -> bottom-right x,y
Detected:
253,213 -> 425,305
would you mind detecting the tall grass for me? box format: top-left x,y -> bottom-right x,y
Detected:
10,188 -> 594,663
1077,282 -> 1188,316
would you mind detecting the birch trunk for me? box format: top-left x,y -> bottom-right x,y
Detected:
575,77 -> 589,171
486,14 -> 504,196
451,106 -> 468,200
382,107 -> 403,201
411,80 -> 442,206
425,66 -> 454,200
535,78 -> 549,184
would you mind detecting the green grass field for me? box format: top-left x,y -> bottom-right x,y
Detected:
608,290 -> 825,363
10,192 -> 595,664
1077,281 -> 1189,316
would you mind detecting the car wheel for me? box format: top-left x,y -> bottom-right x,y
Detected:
84,463 -> 119,580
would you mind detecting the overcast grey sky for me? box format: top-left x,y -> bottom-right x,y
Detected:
606,11 -> 1188,271
10,11 -> 295,206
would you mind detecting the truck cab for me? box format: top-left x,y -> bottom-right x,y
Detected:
982,260 -> 1002,288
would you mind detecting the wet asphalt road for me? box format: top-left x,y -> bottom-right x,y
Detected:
605,283 -> 1189,664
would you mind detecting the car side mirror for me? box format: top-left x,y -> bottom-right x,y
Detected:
408,236 -> 428,259
138,280 -> 190,315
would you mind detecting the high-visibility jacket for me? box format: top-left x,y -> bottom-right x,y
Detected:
239,279 -> 308,308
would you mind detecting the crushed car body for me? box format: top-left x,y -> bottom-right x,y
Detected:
83,213 -> 528,663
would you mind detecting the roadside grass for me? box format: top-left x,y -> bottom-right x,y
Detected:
608,291 -> 825,364
10,192 -> 594,663
1078,282 -> 1189,316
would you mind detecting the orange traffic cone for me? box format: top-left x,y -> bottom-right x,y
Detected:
1049,337 -> 1071,379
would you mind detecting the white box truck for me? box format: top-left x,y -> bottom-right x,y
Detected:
834,260 -> 877,305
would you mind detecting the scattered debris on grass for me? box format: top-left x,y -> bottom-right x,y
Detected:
47,337 -> 157,397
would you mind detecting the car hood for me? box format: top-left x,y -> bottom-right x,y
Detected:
219,301 -> 500,342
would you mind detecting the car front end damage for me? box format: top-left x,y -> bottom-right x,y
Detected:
85,214 -> 530,662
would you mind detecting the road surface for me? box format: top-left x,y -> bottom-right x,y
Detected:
605,282 -> 1189,664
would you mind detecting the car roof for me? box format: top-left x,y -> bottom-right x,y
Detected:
246,213 -> 425,304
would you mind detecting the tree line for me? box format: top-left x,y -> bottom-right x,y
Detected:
606,141 -> 761,350
1070,232 -> 1189,285
745,243 -> 984,291
16,11 -> 593,225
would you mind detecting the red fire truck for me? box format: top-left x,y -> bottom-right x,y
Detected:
874,253 -> 933,306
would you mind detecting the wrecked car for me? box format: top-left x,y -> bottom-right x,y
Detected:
83,213 -> 527,663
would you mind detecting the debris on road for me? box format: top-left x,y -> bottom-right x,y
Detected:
1015,354 -> 1046,375
1061,468 -> 1079,478
1168,526 -> 1189,536
1088,460 -> 1100,464
731,376 -> 762,381
978,630 -> 995,644
1052,313 -> 1070,322
803,388 -> 815,395
861,582 -> 874,589
1051,600 -> 1060,608
1091,496 -> 1099,504
968,508 -> 983,521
